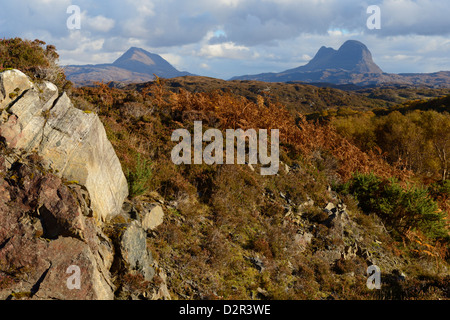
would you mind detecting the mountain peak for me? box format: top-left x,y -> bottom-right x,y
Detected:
339,40 -> 368,50
335,40 -> 382,73
129,46 -> 144,51
110,47 -> 190,78
304,46 -> 336,71
114,47 -> 162,67
292,40 -> 383,74
230,40 -> 385,84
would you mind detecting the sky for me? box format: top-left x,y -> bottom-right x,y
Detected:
1,0 -> 450,79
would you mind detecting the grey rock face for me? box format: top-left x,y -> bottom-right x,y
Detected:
118,221 -> 155,281
0,69 -> 128,221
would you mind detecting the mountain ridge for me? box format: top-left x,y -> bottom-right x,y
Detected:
231,40 -> 450,87
64,41 -> 450,88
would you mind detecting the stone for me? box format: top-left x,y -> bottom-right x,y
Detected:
0,69 -> 34,109
256,287 -> 269,298
294,232 -> 313,252
141,204 -> 165,232
342,243 -> 358,260
30,237 -> 114,300
325,202 -> 336,212
118,221 -> 155,281
151,265 -> 171,300
314,249 -> 342,265
297,196 -> 314,213
0,69 -> 128,221
247,256 -> 265,272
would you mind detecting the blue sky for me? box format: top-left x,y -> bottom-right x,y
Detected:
1,0 -> 450,79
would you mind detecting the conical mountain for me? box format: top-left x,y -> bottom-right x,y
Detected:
112,47 -> 190,78
65,47 -> 192,85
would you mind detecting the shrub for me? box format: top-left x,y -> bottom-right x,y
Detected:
429,180 -> 450,198
126,153 -> 153,198
341,173 -> 449,242
0,38 -> 68,90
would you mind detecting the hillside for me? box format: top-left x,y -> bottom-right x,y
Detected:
1,38 -> 449,300
70,78 -> 450,300
116,76 -> 450,115
116,75 -> 390,113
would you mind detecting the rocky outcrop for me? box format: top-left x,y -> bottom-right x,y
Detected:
0,69 -> 128,221
0,151 -> 115,299
0,70 -> 161,300
0,123 -> 158,301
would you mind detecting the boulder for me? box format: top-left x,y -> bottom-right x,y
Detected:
141,204 -> 165,232
151,265 -> 171,300
117,221 -> 155,281
152,278 -> 171,300
0,69 -> 34,109
0,69 -> 128,221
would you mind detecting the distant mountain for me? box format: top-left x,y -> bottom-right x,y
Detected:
289,40 -> 383,74
65,47 -> 193,86
231,40 -> 450,88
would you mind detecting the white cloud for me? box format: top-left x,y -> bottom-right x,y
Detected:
83,14 -> 115,33
382,54 -> 420,62
160,53 -> 184,69
199,42 -> 252,59
379,0 -> 450,36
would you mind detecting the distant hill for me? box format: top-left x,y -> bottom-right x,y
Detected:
117,75 -> 448,114
116,75 -> 392,113
64,47 -> 193,86
231,40 -> 450,88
